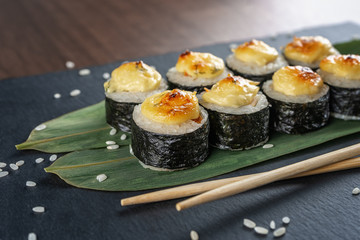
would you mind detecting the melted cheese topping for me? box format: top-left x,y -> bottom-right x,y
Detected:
284,36 -> 334,64
233,40 -> 278,66
320,54 -> 360,80
202,75 -> 259,107
273,66 -> 323,96
175,51 -> 225,78
104,61 -> 161,93
141,89 -> 201,124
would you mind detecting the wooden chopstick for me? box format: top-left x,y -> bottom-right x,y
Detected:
175,143 -> 360,211
121,155 -> 360,207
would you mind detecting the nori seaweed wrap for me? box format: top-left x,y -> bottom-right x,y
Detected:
328,86 -> 360,119
105,98 -> 137,132
131,89 -> 210,170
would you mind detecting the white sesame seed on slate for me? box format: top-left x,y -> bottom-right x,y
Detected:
0,162 -> 6,168
10,163 -> 19,170
270,220 -> 276,230
102,72 -> 110,80
254,226 -> 269,235
190,230 -> 199,240
352,187 -> 360,195
26,181 -> 37,187
32,206 -> 45,213
109,128 -> 117,136
28,232 -> 37,240
107,144 -> 119,150
282,216 -> 290,224
129,145 -> 134,155
96,174 -> 107,182
120,134 -> 127,140
0,171 -> 9,178
273,227 -> 286,238
35,158 -> 44,164
54,93 -> 61,99
16,160 -> 25,166
49,154 -> 57,162
229,43 -> 238,50
263,144 -> 274,149
78,68 -> 91,76
243,218 -> 256,229
70,89 -> 81,97
106,140 -> 116,145
35,124 -> 46,131
65,61 -> 75,69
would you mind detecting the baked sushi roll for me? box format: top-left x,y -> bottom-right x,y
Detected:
199,75 -> 270,150
104,61 -> 167,132
226,40 -> 287,82
166,50 -> 231,92
318,54 -> 360,120
283,36 -> 339,69
263,66 -> 330,134
131,89 -> 209,170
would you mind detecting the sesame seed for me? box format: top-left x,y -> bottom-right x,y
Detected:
0,171 -> 9,178
49,154 -> 57,162
35,124 -> 46,131
243,218 -> 256,229
35,158 -> 44,164
254,226 -> 269,235
65,61 -> 75,69
273,227 -> 286,237
102,72 -> 110,80
16,160 -> 25,166
109,128 -> 117,136
78,68 -> 91,76
263,144 -> 274,149
54,93 -> 61,99
0,162 -> 7,168
120,134 -> 127,140
10,163 -> 19,170
352,187 -> 360,195
26,181 -> 37,187
28,232 -> 37,240
190,230 -> 199,240
107,144 -> 119,150
96,174 -> 107,182
32,206 -> 45,213
70,89 -> 81,97
282,216 -> 290,224
270,220 -> 276,230
106,140 -> 116,145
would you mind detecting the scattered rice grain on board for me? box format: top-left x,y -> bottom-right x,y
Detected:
282,216 -> 290,224
35,158 -> 44,164
65,61 -> 75,69
26,181 -> 37,187
120,134 -> 127,140
0,171 -> 9,178
107,145 -> 119,150
254,226 -> 269,235
96,174 -> 107,182
190,230 -> 199,240
262,144 -> 274,149
28,232 -> 37,240
106,140 -> 116,145
0,169 -> 2,172
32,206 -> 45,213
35,124 -> 46,131
352,187 -> 360,195
0,162 -> 6,168
16,160 -> 25,166
49,154 -> 57,162
243,218 -> 256,229
273,227 -> 286,238
54,93 -> 61,99
10,163 -> 19,170
270,220 -> 276,230
102,72 -> 110,80
70,89 -> 81,97
109,128 -> 117,135
78,69 -> 91,76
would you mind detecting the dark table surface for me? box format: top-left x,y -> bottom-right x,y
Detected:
1,22 -> 360,240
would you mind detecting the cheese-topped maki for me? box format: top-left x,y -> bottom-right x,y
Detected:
263,66 -> 330,134
166,51 -> 231,92
104,61 -> 167,132
199,75 -> 269,150
131,89 -> 209,170
318,55 -> 360,120
226,40 -> 288,82
283,36 -> 339,69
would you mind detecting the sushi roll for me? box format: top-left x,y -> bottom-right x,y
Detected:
226,39 -> 288,82
104,61 -> 167,132
131,89 -> 209,170
283,36 -> 339,69
199,75 -> 270,150
318,54 -> 360,120
166,50 -> 231,92
263,66 -> 330,134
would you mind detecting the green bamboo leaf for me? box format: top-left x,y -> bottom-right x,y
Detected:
16,101 -> 130,153
45,118 -> 360,191
334,40 -> 360,54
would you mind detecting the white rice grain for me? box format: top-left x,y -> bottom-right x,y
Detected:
243,218 -> 256,229
282,216 -> 290,224
32,206 -> 45,213
120,134 -> 127,140
10,163 -> 19,170
16,160 -> 25,166
263,144 -> 274,149
229,43 -> 238,50
107,145 -> 119,150
70,89 -> 81,97
96,174 -> 107,182
190,230 -> 199,240
109,128 -> 117,136
0,171 -> 9,178
0,162 -> 7,168
254,226 -> 269,235
352,187 -> 360,195
0,169 -> 2,172
54,93 -> 61,99
65,61 -> 75,69
102,72 -> 110,80
49,154 -> 57,162
270,220 -> 276,230
106,140 -> 116,145
26,181 -> 37,187
273,227 -> 286,237
78,68 -> 91,76
35,158 -> 44,164
35,124 -> 46,131
28,232 -> 37,240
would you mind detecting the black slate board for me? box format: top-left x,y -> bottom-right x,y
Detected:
1,22 -> 360,240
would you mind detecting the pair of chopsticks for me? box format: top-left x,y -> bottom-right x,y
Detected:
121,143 -> 360,211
